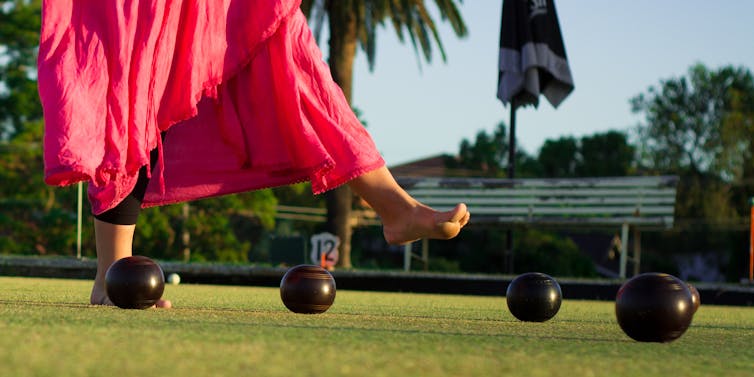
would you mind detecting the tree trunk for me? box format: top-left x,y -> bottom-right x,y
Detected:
181,203 -> 191,262
324,1 -> 358,268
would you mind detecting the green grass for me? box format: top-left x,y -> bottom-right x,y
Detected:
1,276 -> 752,377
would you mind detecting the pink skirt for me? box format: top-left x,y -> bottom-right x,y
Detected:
38,0 -> 384,214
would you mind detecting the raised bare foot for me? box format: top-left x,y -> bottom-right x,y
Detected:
383,203 -> 470,245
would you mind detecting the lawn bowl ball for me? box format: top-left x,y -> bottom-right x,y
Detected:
615,272 -> 694,342
105,256 -> 165,309
687,283 -> 700,314
167,273 -> 181,285
506,272 -> 562,322
280,264 -> 336,314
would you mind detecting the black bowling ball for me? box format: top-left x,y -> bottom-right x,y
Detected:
506,272 -> 562,322
280,264 -> 336,314
615,272 -> 694,342
105,255 -> 165,309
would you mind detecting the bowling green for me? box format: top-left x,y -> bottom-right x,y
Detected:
0,276 -> 752,377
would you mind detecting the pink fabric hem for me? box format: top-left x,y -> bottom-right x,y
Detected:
39,1 -> 386,214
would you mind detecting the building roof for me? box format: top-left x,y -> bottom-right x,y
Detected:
390,154 -> 477,177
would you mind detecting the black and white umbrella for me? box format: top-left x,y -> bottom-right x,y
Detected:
497,0 -> 574,178
497,0 -> 574,272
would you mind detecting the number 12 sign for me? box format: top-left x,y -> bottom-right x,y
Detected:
310,232 -> 340,269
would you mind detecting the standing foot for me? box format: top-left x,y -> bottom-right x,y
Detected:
90,283 -> 172,308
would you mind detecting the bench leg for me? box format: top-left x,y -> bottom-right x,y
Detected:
633,228 -> 642,276
403,240 -> 430,271
620,223 -> 629,279
421,238 -> 429,271
404,243 -> 412,271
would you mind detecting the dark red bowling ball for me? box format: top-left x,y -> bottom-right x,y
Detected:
280,264 -> 336,314
506,272 -> 562,322
105,256 -> 165,309
615,272 -> 694,342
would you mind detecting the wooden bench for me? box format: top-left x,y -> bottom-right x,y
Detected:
396,175 -> 679,278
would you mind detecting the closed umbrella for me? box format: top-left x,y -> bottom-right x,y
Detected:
497,0 -> 574,271
498,0 -> 574,111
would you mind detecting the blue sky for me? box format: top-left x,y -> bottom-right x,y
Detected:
341,1 -> 754,166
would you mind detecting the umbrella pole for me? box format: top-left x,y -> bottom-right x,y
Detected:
507,104 -> 516,179
506,104 -> 516,273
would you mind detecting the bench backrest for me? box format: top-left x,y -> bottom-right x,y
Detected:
397,176 -> 679,229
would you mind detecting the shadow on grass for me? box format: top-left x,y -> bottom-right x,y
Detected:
0,299 -> 91,308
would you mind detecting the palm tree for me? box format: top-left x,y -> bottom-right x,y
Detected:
299,0 -> 467,268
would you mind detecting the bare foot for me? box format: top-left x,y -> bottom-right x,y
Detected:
90,287 -> 115,306
90,283 -> 172,308
383,203 -> 470,245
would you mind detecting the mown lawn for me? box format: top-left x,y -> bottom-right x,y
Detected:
0,276 -> 752,377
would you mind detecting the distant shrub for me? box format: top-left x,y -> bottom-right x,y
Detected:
513,229 -> 598,278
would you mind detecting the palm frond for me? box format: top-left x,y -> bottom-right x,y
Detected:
432,0 -> 468,36
308,0 -> 467,71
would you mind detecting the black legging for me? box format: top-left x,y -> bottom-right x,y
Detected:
93,147 -> 158,225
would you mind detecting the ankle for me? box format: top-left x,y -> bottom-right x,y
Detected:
377,198 -> 421,225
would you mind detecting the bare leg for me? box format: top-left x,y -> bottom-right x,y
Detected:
91,218 -> 172,308
348,166 -> 470,245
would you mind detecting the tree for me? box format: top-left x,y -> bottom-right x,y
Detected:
538,136 -> 577,177
300,0 -> 468,268
631,64 -> 754,222
630,64 -> 754,281
456,122 -> 508,176
0,0 -> 42,140
452,125 -> 633,180
631,64 -> 754,180
576,131 -> 635,177
446,121 -> 539,178
538,131 -> 635,178
0,120 -> 73,256
717,68 -> 754,182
